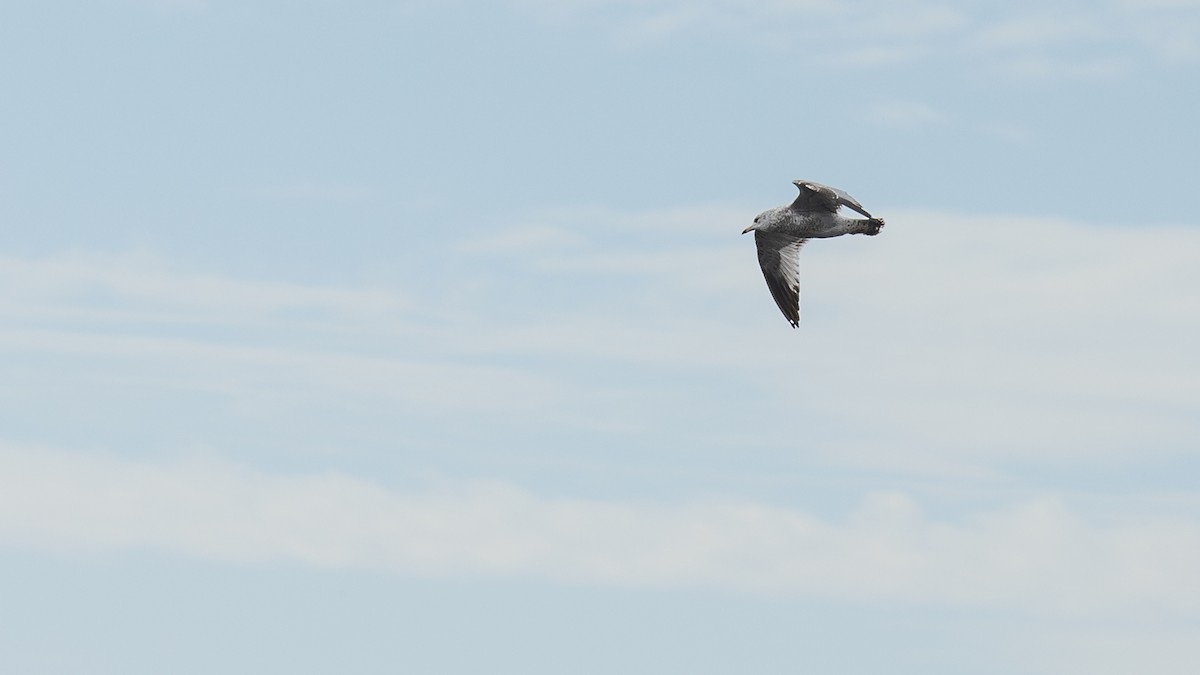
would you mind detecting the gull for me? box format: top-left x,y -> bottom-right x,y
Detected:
742,180 -> 884,327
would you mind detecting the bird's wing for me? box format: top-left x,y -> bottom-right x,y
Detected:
754,231 -> 806,327
790,180 -> 873,218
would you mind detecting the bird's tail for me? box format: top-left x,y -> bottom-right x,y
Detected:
861,217 -> 884,236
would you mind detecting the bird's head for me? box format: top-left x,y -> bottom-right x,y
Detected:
741,212 -> 766,234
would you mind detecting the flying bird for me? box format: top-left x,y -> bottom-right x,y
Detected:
742,180 -> 884,327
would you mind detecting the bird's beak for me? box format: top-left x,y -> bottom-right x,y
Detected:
741,225 -> 755,234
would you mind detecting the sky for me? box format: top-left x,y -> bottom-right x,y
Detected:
2,0 -> 1199,673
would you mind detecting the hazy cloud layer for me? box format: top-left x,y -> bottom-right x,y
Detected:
509,0 -> 1200,76
2,210 -> 1197,477
2,206 -> 1198,623
4,3 -> 1198,672
3,442 -> 1199,616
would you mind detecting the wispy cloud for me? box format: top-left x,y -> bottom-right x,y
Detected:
3,442 -> 1199,615
0,251 -> 408,323
3,208 -> 1197,474
974,13 -> 1105,50
862,99 -> 948,128
506,0 -> 1200,76
992,55 -> 1133,81
1115,0 -> 1200,7
248,182 -> 377,203
457,224 -> 589,255
139,0 -> 208,10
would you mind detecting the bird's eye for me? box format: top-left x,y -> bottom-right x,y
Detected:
754,216 -> 761,223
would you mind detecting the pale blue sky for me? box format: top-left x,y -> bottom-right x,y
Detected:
2,1 -> 1200,673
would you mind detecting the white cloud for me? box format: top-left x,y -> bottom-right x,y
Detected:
862,99 -> 948,128
4,208 -> 1196,473
1115,0 -> 1200,10
0,251 -> 408,321
457,223 -> 589,254
982,120 -> 1032,142
454,207 -> 1200,472
504,0 -> 1199,75
139,0 -> 208,10
0,325 -> 564,425
1028,622 -> 1200,675
1131,13 -> 1200,62
859,4 -> 969,39
974,13 -> 1106,50
249,182 -> 376,203
993,55 -> 1133,81
2,202 -> 1199,672
2,442 -> 1199,616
